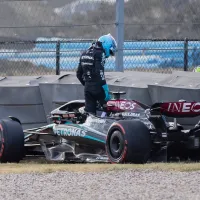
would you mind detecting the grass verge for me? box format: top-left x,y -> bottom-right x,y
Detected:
1,161 -> 200,174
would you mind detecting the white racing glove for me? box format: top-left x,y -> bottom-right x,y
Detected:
79,106 -> 85,114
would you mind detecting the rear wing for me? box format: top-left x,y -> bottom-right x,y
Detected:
150,102 -> 200,118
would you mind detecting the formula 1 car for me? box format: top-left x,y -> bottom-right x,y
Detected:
1,91 -> 200,164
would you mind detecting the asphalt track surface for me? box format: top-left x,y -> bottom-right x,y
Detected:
0,169 -> 200,200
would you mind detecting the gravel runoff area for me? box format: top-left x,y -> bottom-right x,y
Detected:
0,169 -> 200,200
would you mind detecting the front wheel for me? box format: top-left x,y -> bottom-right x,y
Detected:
105,120 -> 151,164
0,118 -> 24,163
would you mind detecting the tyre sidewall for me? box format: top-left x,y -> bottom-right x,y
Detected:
0,119 -> 24,163
106,120 -> 151,164
0,122 -> 5,160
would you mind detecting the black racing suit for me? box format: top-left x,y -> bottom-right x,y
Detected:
76,42 -> 107,115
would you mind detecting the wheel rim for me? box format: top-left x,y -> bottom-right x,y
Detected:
109,130 -> 124,159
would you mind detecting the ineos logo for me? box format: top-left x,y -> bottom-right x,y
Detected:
167,102 -> 200,113
107,100 -> 137,111
119,101 -> 135,110
191,103 -> 200,112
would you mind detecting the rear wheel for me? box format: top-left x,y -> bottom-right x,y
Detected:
0,118 -> 24,163
106,120 -> 151,164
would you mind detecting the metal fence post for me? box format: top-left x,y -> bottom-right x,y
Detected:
56,41 -> 60,75
115,0 -> 124,72
184,37 -> 188,71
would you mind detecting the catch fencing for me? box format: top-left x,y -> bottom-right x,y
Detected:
0,0 -> 200,74
0,38 -> 200,76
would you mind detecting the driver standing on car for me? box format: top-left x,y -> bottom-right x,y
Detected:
76,33 -> 117,115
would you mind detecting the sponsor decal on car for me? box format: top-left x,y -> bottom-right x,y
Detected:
121,112 -> 140,117
107,100 -> 137,111
119,101 -> 136,110
85,116 -> 106,124
54,126 -> 87,137
166,102 -> 200,113
92,118 -> 106,124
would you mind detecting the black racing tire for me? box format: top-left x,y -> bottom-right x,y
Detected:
0,118 -> 24,163
106,120 -> 151,164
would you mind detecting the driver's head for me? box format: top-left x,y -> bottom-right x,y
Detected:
97,33 -> 117,58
